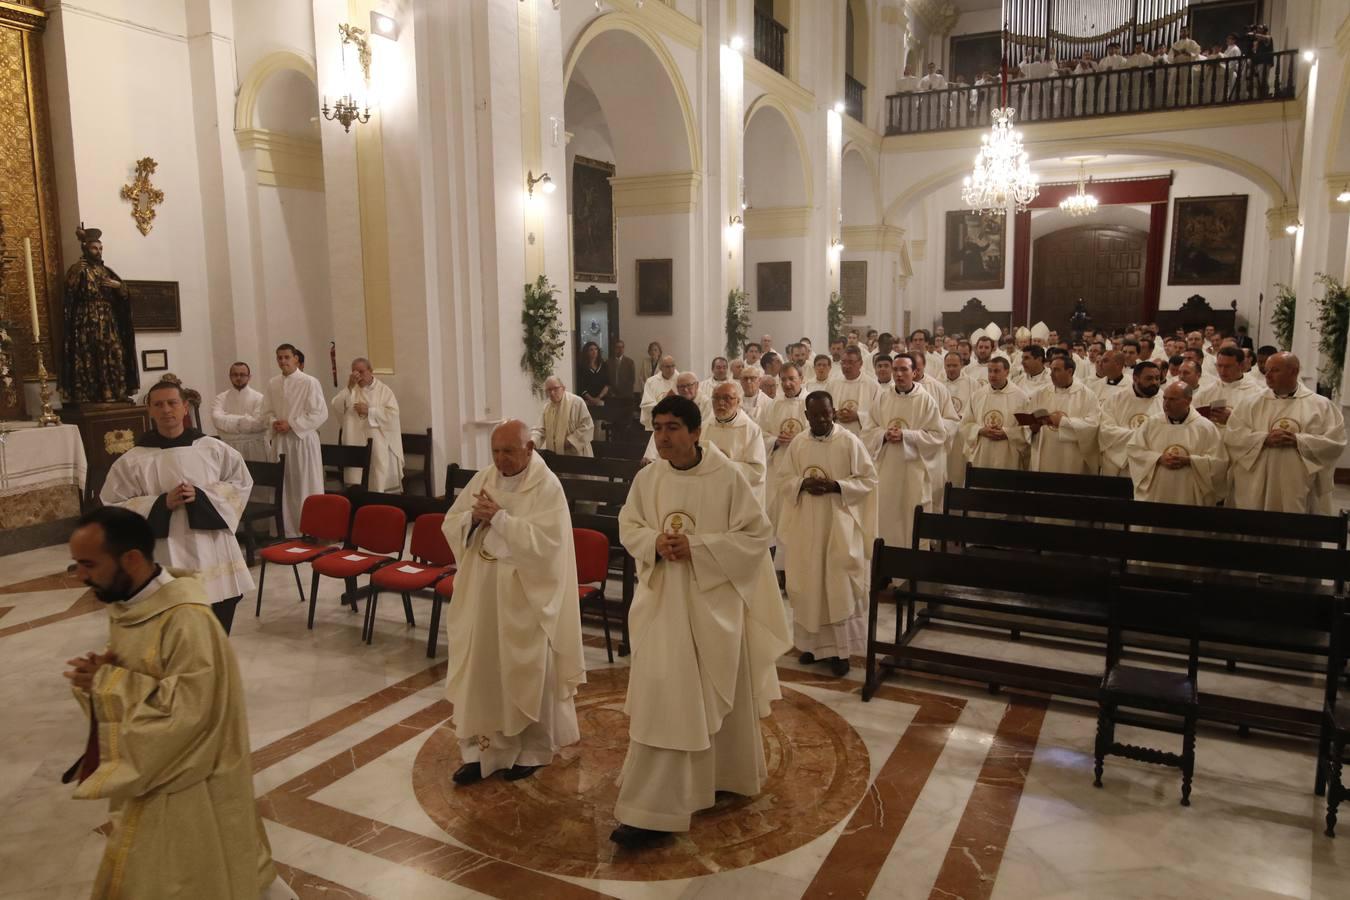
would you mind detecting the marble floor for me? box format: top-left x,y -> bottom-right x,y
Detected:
2,540 -> 1348,899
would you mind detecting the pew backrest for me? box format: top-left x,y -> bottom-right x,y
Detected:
964,464 -> 1133,499
539,450 -> 641,482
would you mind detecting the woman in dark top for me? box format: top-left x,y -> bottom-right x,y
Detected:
578,341 -> 609,407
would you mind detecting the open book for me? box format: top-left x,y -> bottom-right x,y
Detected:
1195,400 -> 1228,420
1013,408 -> 1052,427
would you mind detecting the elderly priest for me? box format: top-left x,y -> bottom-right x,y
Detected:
612,396 -> 791,849
1127,381 -> 1226,506
704,382 -> 768,508
64,507 -> 282,899
778,391 -> 878,677
531,376 -> 595,456
332,356 -> 405,492
1223,352 -> 1347,514
441,420 -> 586,784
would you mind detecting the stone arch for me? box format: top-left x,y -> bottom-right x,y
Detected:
234,50 -> 318,133
744,93 -> 814,206
842,143 -> 879,225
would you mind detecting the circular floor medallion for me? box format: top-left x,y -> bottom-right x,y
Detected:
412,667 -> 869,880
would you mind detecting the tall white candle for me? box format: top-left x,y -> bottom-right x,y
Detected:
23,237 -> 39,339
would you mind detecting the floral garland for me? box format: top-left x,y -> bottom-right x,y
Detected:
1270,282 -> 1296,352
1313,273 -> 1350,399
520,275 -> 565,397
725,287 -> 751,360
827,290 -> 845,344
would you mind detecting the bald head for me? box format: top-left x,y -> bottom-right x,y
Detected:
1265,351 -> 1301,394
659,355 -> 677,378
1162,378 -> 1193,420
490,419 -> 533,476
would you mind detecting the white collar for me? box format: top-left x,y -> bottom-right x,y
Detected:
126,566 -> 174,608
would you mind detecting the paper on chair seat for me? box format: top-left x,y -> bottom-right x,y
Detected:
396,564 -> 424,574
285,547 -> 312,554
342,553 -> 366,561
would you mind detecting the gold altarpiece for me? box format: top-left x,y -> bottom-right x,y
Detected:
0,0 -> 61,400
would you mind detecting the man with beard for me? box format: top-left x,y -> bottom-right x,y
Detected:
1098,360 -> 1163,477
61,225 -> 139,403
210,362 -> 269,462
963,335 -> 997,386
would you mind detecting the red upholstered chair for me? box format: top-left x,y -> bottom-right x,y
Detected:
365,513 -> 457,651
255,493 -> 351,617
574,527 -> 614,663
307,504 -> 407,630
430,574 -> 456,659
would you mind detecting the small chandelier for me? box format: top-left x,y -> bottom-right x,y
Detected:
322,24 -> 372,132
962,108 -> 1039,216
1059,161 -> 1099,217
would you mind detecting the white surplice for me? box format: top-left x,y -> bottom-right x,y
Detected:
865,384 -> 945,550
441,452 -> 585,775
261,369 -> 328,536
615,443 -> 792,832
1223,385 -> 1348,514
1027,381 -> 1100,474
101,435 -> 254,603
1127,410 -> 1227,506
759,394 -> 808,524
960,382 -> 1031,472
332,377 -> 405,492
1092,376 -> 1132,404
1098,388 -> 1163,477
777,425 -> 878,658
941,374 -> 976,486
209,386 -> 268,462
531,391 -> 595,457
1194,376 -> 1262,426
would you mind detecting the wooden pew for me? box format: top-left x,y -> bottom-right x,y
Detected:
400,428 -> 434,496
322,439 -> 373,493
590,438 -> 648,461
443,463 -> 477,502
539,450 -> 642,483
964,463 -> 1134,499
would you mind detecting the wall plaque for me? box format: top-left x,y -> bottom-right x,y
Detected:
840,260 -> 867,316
126,280 -> 182,332
756,261 -> 792,311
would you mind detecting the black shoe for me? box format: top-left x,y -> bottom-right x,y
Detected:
798,651 -> 816,665
829,657 -> 850,677
503,764 -> 541,781
452,762 -> 482,785
609,824 -> 671,849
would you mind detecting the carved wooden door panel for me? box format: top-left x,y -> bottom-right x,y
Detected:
1031,225 -> 1148,334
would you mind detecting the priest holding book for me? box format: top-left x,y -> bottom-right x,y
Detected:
1026,356 -> 1100,475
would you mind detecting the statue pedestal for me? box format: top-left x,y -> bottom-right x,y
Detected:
60,401 -> 148,502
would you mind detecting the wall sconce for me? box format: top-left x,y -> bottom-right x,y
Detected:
728,214 -> 745,234
527,170 -> 556,198
729,35 -> 744,52
1303,50 -> 1316,63
321,24 -> 372,132
370,11 -> 399,40
1285,220 -> 1303,235
1338,185 -> 1350,204
830,237 -> 845,253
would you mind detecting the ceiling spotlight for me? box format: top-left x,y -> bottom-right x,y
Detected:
370,10 -> 398,39
729,35 -> 745,52
526,170 -> 555,198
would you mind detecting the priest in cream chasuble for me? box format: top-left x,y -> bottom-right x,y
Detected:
1098,361 -> 1163,477
613,397 -> 791,847
1127,381 -> 1227,506
777,393 -> 878,674
1223,353 -> 1347,514
1027,358 -> 1101,475
960,359 -> 1030,472
441,421 -> 585,783
864,355 -> 945,551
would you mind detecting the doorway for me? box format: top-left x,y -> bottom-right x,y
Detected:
1031,224 -> 1148,334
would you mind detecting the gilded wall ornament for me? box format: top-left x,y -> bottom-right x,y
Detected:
120,157 -> 165,236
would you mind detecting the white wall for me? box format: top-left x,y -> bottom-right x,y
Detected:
745,236 -> 809,347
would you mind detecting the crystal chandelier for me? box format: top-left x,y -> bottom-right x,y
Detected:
962,108 -> 1039,215
1059,161 -> 1099,217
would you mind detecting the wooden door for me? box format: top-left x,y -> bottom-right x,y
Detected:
1031,225 -> 1148,335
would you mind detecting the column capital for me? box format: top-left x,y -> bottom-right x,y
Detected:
1266,204 -> 1302,238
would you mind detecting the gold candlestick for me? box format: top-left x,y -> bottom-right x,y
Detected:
34,342 -> 60,426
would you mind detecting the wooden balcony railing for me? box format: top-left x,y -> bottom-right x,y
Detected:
754,10 -> 787,76
885,49 -> 1299,136
845,73 -> 865,122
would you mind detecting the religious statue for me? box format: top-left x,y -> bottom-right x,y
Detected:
61,225 -> 138,403
1069,298 -> 1092,342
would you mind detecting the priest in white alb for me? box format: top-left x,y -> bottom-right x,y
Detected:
101,380 -> 253,634
961,358 -> 1030,472
759,363 -> 808,528
639,355 -> 680,430
209,361 -> 269,462
1223,352 -> 1348,514
1127,381 -> 1226,506
642,373 -> 712,463
612,396 -> 791,848
777,392 -> 877,678
830,346 -> 879,438
260,343 -> 328,535
704,382 -> 768,509
332,356 -> 405,492
1027,356 -> 1100,474
911,351 -> 960,493
441,420 -> 585,785
1098,360 -> 1163,477
940,351 -> 975,486
1193,346 -> 1260,429
531,376 -> 595,456
865,354 -> 945,550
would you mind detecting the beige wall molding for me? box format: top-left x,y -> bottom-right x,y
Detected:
607,0 -> 701,49
611,171 -> 702,216
744,56 -> 816,114
745,205 -> 811,239
842,224 -> 904,253
235,129 -> 324,191
1265,203 -> 1301,238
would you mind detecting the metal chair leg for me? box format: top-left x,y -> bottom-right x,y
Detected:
292,565 -> 305,602
255,560 -> 268,617
364,589 -> 379,644
597,591 -> 614,664
426,596 -> 443,658
307,570 -> 321,629
402,592 -> 415,627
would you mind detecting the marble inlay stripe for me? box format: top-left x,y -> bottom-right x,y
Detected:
0,571 -> 85,594
783,669 -> 968,900
928,697 -> 1047,900
251,661 -> 447,773
0,590 -> 101,638
273,860 -> 374,900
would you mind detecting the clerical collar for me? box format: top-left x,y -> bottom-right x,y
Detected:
1168,414 -> 1188,425
670,446 -> 703,471
715,414 -> 736,424
894,384 -> 916,395
1107,376 -> 1124,385
137,427 -> 206,449
125,566 -> 172,608
1273,389 -> 1298,399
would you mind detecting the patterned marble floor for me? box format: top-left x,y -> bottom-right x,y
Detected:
1,540 -> 1348,899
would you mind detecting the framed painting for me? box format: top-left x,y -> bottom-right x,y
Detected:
944,211 -> 1005,291
126,280 -> 181,332
840,260 -> 867,316
756,261 -> 792,311
140,349 -> 168,371
572,155 -> 616,282
1167,195 -> 1248,286
635,258 -> 673,316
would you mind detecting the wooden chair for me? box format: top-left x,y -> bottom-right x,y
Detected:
443,463 -> 477,503
1317,594 -> 1350,836
237,455 -> 285,567
401,428 -> 434,496
322,439 -> 373,493
307,504 -> 406,630
366,512 -> 456,650
964,463 -> 1134,499
1094,582 -> 1201,806
254,493 -> 350,617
